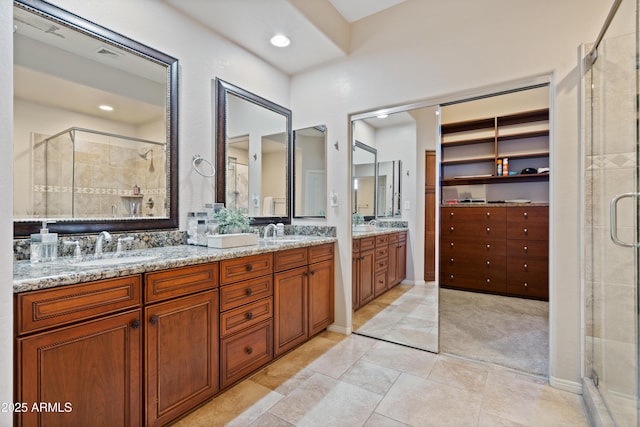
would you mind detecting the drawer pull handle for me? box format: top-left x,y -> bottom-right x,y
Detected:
150,315 -> 159,325
450,226 -> 454,232
246,264 -> 253,272
450,258 -> 454,264
486,278 -> 491,283
450,242 -> 454,247
524,246 -> 528,252
246,312 -> 253,320
486,227 -> 490,233
486,244 -> 491,249
524,282 -> 528,287
246,347 -> 253,355
378,280 -> 384,284
486,260 -> 490,266
524,212 -> 528,218
450,212 -> 454,218
450,274 -> 454,279
246,288 -> 253,296
309,270 -> 315,276
524,263 -> 528,271
379,263 -> 384,267
486,212 -> 491,218
524,228 -> 528,235
131,319 -> 141,329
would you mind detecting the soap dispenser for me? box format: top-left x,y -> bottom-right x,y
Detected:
30,220 -> 58,263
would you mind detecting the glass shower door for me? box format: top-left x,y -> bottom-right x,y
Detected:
587,0 -> 639,425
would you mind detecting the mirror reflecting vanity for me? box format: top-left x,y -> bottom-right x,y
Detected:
352,141 -> 377,220
294,125 -> 326,218
13,0 -> 178,236
215,79 -> 292,224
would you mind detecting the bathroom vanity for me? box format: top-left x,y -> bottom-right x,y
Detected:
13,237 -> 335,427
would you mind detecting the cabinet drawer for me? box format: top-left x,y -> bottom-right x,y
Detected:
506,239 -> 548,258
507,279 -> 548,299
220,297 -> 273,338
220,253 -> 273,284
507,257 -> 549,280
441,253 -> 507,271
507,206 -> 548,224
440,268 -> 506,293
352,240 -> 361,252
309,243 -> 334,264
16,275 -> 142,335
375,257 -> 388,272
374,271 -> 387,295
274,248 -> 308,272
220,320 -> 273,388
441,207 -> 506,223
389,233 -> 399,244
507,222 -> 549,240
359,237 -> 375,251
398,231 -> 407,242
376,235 -> 389,246
145,263 -> 218,303
440,238 -> 506,257
219,275 -> 273,311
443,221 -> 506,239
375,246 -> 389,259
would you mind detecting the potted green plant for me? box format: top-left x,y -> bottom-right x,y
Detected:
213,208 -> 252,234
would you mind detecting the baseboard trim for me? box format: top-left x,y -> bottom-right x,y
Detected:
327,324 -> 350,335
549,376 -> 583,394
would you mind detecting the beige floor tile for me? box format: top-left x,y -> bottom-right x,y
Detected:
362,339 -> 438,379
428,355 -> 489,393
376,372 -> 483,426
247,412 -> 294,426
339,359 -> 401,395
269,372 -> 382,427
305,334 -> 377,378
364,413 -> 411,426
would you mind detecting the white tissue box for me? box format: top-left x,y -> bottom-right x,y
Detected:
207,233 -> 258,248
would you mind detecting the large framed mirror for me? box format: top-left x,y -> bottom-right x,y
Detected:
13,0 -> 178,236
215,79 -> 292,224
293,125 -> 326,218
377,160 -> 402,217
352,141 -> 377,220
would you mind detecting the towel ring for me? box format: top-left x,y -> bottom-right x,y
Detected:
192,154 -> 215,178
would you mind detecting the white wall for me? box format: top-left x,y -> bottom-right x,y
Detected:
0,0 -> 14,419
290,0 -> 610,389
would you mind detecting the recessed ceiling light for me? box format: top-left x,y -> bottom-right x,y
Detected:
270,34 -> 290,47
99,105 -> 113,111
377,114 -> 388,119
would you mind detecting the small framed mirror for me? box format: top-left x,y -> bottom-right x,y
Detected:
215,79 -> 292,224
13,0 -> 178,236
352,141 -> 377,220
294,125 -> 326,218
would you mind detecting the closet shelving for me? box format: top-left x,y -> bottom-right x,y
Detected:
440,108 -> 549,187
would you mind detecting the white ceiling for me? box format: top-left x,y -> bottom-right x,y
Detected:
164,0 -> 408,75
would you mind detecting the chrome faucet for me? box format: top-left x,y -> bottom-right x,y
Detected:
263,223 -> 277,239
95,231 -> 112,257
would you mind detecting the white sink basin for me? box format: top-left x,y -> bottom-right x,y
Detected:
73,255 -> 158,268
353,224 -> 376,232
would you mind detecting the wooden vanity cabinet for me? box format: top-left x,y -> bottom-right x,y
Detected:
15,276 -> 143,427
374,235 -> 389,296
274,244 -> 335,356
218,254 -> 274,389
352,237 -> 376,310
144,263 -> 219,427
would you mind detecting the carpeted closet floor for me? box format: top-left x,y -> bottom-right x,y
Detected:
439,288 -> 549,376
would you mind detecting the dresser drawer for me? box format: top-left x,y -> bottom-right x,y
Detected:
220,320 -> 273,388
375,246 -> 389,259
220,253 -> 273,284
375,257 -> 388,272
220,297 -> 273,338
507,206 -> 548,224
440,238 -> 506,257
440,268 -> 506,294
506,222 -> 548,240
506,239 -> 548,258
506,278 -> 548,299
359,237 -> 376,251
507,257 -> 549,280
442,217 -> 506,239
376,235 -> 389,246
219,275 -> 273,311
274,248 -> 308,272
309,243 -> 334,264
16,275 -> 142,335
441,207 -> 506,223
441,252 -> 507,272
145,263 -> 218,303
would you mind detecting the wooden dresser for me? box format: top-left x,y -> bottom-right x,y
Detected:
440,205 -> 548,300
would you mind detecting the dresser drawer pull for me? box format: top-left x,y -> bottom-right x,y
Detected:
450,226 -> 454,232
486,260 -> 490,266
450,242 -> 454,247
378,263 -> 385,268
486,244 -> 491,249
450,274 -> 454,279
523,212 -> 528,218
246,288 -> 253,296
378,280 -> 384,285
246,347 -> 253,355
524,246 -> 528,252
450,258 -> 454,264
309,270 -> 315,276
246,312 -> 253,320
523,228 -> 528,235
524,264 -> 528,271
150,315 -> 159,325
450,212 -> 454,218
131,319 -> 141,329
246,264 -> 253,272
486,278 -> 491,283
486,212 -> 491,218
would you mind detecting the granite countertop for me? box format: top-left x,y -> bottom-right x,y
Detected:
351,227 -> 408,239
14,235 -> 337,293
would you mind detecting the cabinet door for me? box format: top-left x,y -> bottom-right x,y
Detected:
17,310 -> 142,427
397,239 -> 407,282
274,267 -> 308,356
388,243 -> 398,287
359,249 -> 376,306
145,290 -> 218,427
308,259 -> 334,336
352,251 -> 360,310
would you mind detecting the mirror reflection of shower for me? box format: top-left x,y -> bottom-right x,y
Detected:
139,149 -> 154,172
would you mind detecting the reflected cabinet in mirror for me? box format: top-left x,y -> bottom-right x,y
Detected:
215,79 -> 292,224
294,125 -> 326,218
13,0 -> 178,236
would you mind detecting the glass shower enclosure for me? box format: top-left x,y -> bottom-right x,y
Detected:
585,0 -> 639,425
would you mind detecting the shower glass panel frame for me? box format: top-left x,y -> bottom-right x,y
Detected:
586,0 -> 639,425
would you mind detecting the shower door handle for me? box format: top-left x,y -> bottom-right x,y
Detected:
609,192 -> 640,247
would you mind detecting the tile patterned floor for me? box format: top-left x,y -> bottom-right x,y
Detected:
173,331 -> 589,427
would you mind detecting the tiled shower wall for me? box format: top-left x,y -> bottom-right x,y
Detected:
32,130 -> 166,218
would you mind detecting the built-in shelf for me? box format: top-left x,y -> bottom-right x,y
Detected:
441,173 -> 549,186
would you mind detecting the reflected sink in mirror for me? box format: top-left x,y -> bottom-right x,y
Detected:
72,255 -> 158,268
